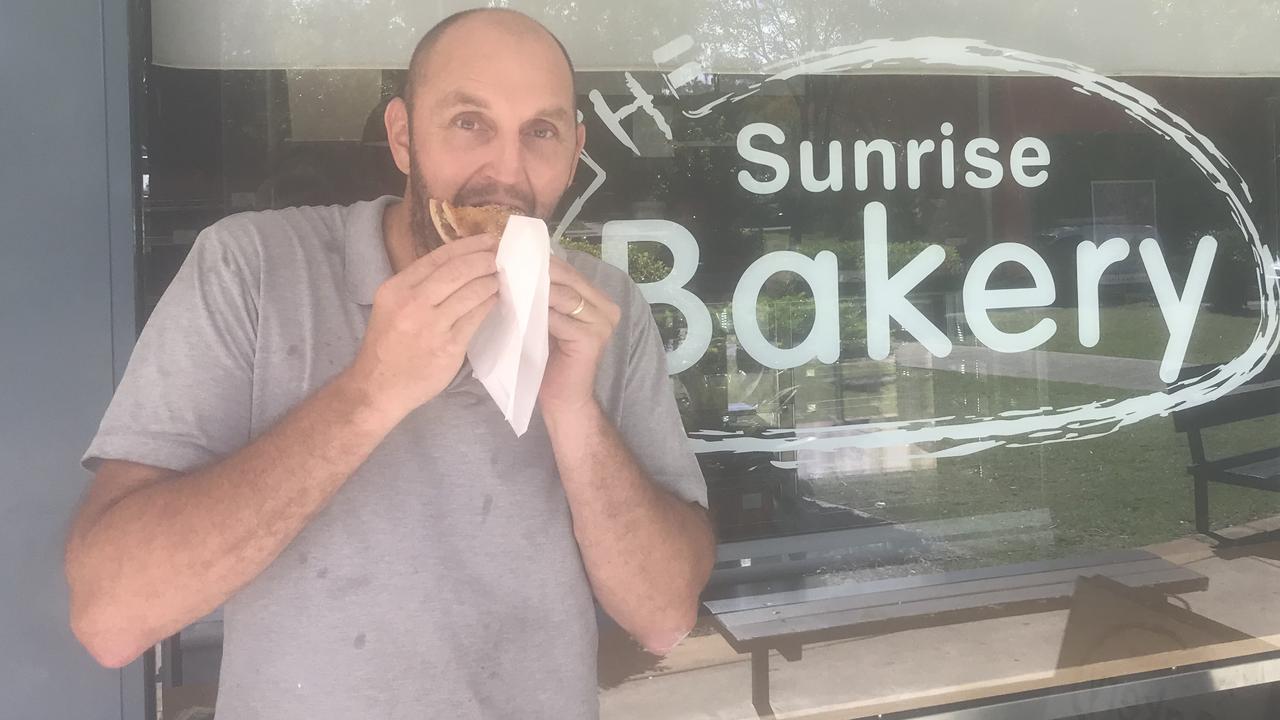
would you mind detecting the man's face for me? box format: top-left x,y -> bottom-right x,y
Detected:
389,18 -> 585,251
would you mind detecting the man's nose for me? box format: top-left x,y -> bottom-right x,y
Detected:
485,130 -> 526,187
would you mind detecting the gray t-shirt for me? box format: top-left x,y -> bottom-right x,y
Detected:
82,195 -> 707,720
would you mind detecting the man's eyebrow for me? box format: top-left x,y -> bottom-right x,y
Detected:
432,93 -> 572,125
533,106 -> 573,125
434,90 -> 491,111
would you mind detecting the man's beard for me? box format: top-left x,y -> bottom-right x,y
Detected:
407,152 -> 542,257
407,164 -> 441,256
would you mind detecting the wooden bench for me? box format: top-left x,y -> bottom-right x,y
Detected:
703,548 -> 1206,716
1172,359 -> 1280,538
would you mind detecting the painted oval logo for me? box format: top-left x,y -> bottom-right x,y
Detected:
568,38 -> 1280,456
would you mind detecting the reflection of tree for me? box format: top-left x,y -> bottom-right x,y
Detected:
537,0 -> 700,62
693,0 -> 893,66
691,1 -> 889,259
529,0 -> 1280,81
539,0 -> 882,69
558,236 -> 672,284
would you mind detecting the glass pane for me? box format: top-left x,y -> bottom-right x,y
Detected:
140,2 -> 1280,719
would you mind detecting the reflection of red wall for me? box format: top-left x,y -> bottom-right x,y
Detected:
988,77 -> 1144,243
989,76 -> 1274,245
993,80 -> 1028,243
1000,77 -> 1137,136
1001,76 -> 1270,137
837,75 -> 1165,245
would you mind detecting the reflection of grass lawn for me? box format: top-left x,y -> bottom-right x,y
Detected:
976,302 -> 1262,365
812,369 -> 1280,566
698,290 -> 1273,564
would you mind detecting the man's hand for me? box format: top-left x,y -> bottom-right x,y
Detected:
345,233 -> 500,423
541,256 -> 621,415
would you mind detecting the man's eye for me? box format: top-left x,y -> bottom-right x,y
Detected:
529,125 -> 558,140
453,116 -> 481,131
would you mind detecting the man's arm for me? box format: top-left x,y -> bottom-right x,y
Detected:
543,402 -> 715,655
65,234 -> 501,668
541,257 -> 716,655
66,377 -> 399,668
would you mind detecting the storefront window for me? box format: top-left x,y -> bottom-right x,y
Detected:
140,2 -> 1280,717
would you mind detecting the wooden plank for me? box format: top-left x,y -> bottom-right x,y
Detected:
728,567 -> 1206,645
713,523 -> 910,563
1172,378 -> 1280,432
1175,359 -> 1280,388
1213,472 -> 1280,492
717,556 -> 1179,629
704,548 -> 1154,615
1192,445 -> 1280,477
1177,358 -> 1280,386
737,566 -> 1203,645
1222,454 -> 1280,484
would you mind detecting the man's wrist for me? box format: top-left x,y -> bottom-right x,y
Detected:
329,369 -> 406,437
541,396 -> 605,437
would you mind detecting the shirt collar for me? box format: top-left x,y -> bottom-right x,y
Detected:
345,195 -> 401,305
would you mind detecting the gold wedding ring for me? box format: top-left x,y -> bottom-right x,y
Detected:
568,297 -> 586,317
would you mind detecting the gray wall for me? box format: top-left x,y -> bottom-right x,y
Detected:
0,0 -> 146,717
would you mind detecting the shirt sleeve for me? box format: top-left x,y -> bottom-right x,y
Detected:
81,219 -> 258,474
616,286 -> 709,510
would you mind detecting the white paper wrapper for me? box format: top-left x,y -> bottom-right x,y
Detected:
465,215 -> 550,436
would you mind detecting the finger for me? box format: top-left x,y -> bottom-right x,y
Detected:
549,281 -> 616,333
450,294 -> 499,344
392,233 -> 500,290
548,308 -> 594,342
547,257 -> 599,300
413,251 -> 498,307
548,296 -> 615,344
549,258 -> 619,321
430,274 -> 501,327
550,301 -> 604,328
549,283 -> 589,319
547,309 -> 613,346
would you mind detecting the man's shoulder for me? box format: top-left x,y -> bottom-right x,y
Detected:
194,199 -> 368,267
202,203 -> 353,254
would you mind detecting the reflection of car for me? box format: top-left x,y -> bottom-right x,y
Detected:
677,372 -> 929,592
1034,221 -> 1162,304
695,436 -> 926,593
678,376 -> 894,543
721,385 -> 799,430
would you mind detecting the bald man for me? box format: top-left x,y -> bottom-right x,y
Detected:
65,8 -> 715,719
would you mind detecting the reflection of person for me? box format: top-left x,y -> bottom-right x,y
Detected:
65,8 -> 714,719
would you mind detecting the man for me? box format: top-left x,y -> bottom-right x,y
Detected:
64,8 -> 715,719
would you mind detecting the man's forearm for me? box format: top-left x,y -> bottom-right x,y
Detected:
66,371 -> 400,667
543,401 -> 715,655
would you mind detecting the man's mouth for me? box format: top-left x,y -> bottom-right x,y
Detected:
453,186 -> 535,216
457,197 -> 532,215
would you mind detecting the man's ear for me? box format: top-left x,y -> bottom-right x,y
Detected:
565,122 -> 587,186
385,96 -> 412,175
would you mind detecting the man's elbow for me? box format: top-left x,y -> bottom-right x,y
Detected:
83,639 -> 142,670
66,566 -> 147,669
636,606 -> 698,657
69,604 -> 146,669
639,512 -> 715,656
